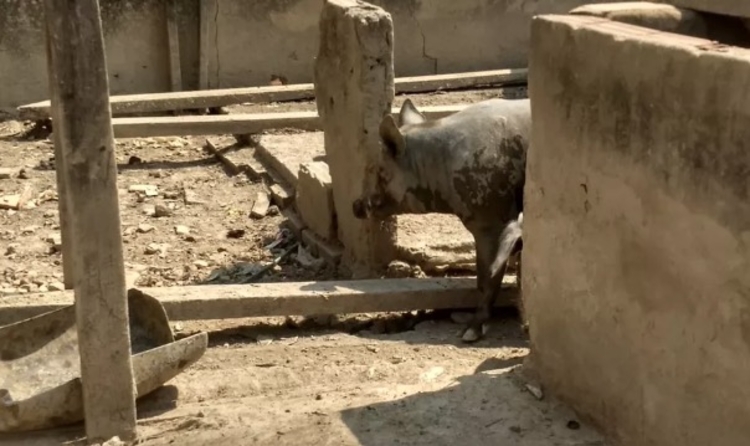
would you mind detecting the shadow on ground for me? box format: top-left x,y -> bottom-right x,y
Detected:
339,364 -> 608,446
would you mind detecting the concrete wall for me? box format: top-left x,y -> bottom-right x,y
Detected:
0,0 -> 171,114
0,0 -> 608,113
526,14 -> 750,446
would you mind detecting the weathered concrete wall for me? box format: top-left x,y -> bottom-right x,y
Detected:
206,0 -> 612,88
526,14 -> 750,446
0,0 -> 170,113
1,0 -> 610,112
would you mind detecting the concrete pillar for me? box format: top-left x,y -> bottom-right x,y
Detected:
314,0 -> 395,272
526,14 -> 750,446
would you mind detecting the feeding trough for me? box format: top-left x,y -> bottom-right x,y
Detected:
0,289 -> 207,433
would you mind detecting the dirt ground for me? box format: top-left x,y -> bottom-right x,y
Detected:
0,87 -> 608,445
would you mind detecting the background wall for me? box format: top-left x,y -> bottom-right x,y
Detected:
0,0 -> 607,114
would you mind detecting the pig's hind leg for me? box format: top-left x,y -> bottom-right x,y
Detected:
462,219 -> 522,343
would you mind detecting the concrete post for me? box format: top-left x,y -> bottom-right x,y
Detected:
314,0 -> 396,273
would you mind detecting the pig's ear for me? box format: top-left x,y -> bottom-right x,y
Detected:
399,99 -> 426,126
379,114 -> 405,158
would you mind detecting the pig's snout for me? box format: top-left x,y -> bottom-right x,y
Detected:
352,198 -> 369,219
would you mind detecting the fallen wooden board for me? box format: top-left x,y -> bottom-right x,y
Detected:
111,105 -> 467,138
18,68 -> 527,120
0,278 -> 517,326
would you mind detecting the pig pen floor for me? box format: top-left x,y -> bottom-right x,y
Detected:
3,317 -> 609,446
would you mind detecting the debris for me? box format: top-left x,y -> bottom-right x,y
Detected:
142,204 -> 156,216
145,243 -> 168,256
128,184 -> 159,196
45,234 -> 62,253
183,188 -> 204,205
226,229 -> 246,239
250,192 -> 271,219
0,168 -> 17,179
239,241 -> 299,284
0,195 -> 20,210
154,204 -> 172,217
21,225 -> 39,235
295,245 -> 325,271
524,383 -> 544,400
174,225 -> 190,235
128,155 -> 143,165
137,223 -> 155,233
385,260 -> 412,278
37,189 -> 58,203
48,281 -> 65,292
17,169 -> 29,180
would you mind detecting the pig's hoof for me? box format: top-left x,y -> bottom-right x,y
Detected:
461,327 -> 482,343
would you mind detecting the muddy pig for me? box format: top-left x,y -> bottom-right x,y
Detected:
352,98 -> 529,342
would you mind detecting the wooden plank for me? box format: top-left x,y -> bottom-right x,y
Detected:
42,0 -> 137,442
18,68 -> 527,120
0,278 -> 517,325
166,0 -> 183,92
111,104 -> 467,138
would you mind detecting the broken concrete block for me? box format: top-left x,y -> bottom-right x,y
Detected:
296,162 -> 336,241
270,183 -> 294,209
314,0 -> 395,269
250,192 -> 270,219
301,229 -> 343,266
0,195 -> 21,210
0,167 -> 17,179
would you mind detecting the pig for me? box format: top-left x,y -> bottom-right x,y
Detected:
352,97 -> 530,342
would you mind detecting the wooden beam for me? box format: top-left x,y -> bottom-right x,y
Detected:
166,0 -> 183,92
111,104 -> 467,138
18,68 -> 527,121
43,0 -> 137,442
0,278 -> 517,326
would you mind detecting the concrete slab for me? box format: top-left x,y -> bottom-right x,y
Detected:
0,278 -> 518,326
528,14 -> 750,446
296,162 -> 336,241
254,132 -> 326,187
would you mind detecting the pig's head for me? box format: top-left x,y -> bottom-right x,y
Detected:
352,99 -> 427,220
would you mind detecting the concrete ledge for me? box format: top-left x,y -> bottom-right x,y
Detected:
0,277 -> 519,326
111,105 -> 468,138
17,69 -> 527,121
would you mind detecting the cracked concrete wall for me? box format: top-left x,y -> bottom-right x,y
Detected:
0,0 -> 170,115
208,0 -> 613,87
1,0 -> 610,111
